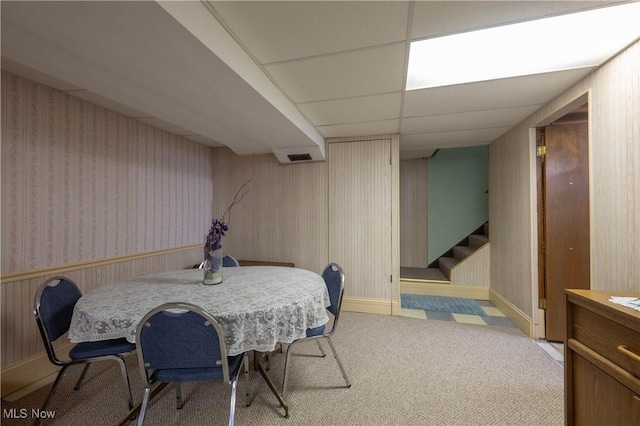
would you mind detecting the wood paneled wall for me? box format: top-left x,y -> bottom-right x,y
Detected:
210,148 -> 329,275
211,135 -> 401,313
489,40 -> 640,324
327,134 -> 400,314
400,158 -> 428,267
451,243 -> 490,287
329,138 -> 392,301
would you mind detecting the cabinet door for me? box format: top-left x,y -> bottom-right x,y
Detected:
328,139 -> 393,307
573,354 -> 639,425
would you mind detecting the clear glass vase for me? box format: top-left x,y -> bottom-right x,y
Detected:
203,248 -> 223,285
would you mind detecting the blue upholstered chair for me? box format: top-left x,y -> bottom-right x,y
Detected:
222,254 -> 240,267
33,276 -> 135,425
135,302 -> 249,426
197,254 -> 239,269
281,263 -> 352,397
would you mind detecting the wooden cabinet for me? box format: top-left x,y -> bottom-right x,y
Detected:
565,290 -> 640,425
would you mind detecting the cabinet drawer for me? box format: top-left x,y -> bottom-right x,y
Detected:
572,304 -> 640,379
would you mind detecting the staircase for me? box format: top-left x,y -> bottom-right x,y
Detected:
399,222 -> 489,282
400,222 -> 489,281
426,222 -> 489,281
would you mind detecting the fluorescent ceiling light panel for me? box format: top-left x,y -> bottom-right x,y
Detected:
406,2 -> 640,90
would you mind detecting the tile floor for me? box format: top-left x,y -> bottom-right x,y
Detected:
400,298 -> 519,328
400,295 -> 565,365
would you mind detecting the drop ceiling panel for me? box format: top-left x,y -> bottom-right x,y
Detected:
317,119 -> 400,138
3,1 -> 627,162
264,44 -> 406,103
211,1 -> 409,63
401,127 -> 511,149
401,105 -> 540,135
411,1 -> 621,40
299,92 -> 402,126
402,68 -> 592,117
399,147 -> 438,160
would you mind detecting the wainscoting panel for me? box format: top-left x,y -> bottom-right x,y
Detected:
451,243 -> 490,287
1,246 -> 202,372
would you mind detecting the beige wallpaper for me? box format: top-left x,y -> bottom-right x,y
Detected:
211,147 -> 329,275
1,72 -> 213,276
400,158 -> 428,267
489,40 -> 640,322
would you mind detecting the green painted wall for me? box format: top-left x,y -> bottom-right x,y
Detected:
428,146 -> 488,264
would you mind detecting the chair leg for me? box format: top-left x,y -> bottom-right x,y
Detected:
136,387 -> 152,426
244,355 -> 251,407
73,363 -> 91,390
325,337 -> 351,388
229,377 -> 239,426
315,339 -> 326,357
114,357 -> 134,409
175,382 -> 184,410
33,366 -> 70,426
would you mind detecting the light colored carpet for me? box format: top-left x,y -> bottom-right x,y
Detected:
1,312 -> 564,425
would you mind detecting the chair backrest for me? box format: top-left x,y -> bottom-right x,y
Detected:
34,276 -> 83,364
136,302 -> 231,385
322,263 -> 345,318
222,254 -> 239,267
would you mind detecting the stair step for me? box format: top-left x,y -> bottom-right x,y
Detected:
468,234 -> 488,248
453,245 -> 474,260
400,267 -> 448,281
438,257 -> 459,279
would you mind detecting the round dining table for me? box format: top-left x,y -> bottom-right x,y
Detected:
69,266 -> 331,356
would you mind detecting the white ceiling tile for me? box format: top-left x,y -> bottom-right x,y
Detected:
299,92 -> 402,126
403,68 -> 592,117
212,1 -> 409,63
401,127 -> 511,149
411,1 -> 621,40
401,105 -> 540,135
400,148 -> 438,160
317,119 -> 400,138
3,1 -> 621,159
265,44 -> 406,103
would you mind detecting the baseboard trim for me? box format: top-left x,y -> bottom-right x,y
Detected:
341,296 -> 394,315
400,280 -> 490,300
489,288 -> 533,337
1,343 -> 72,399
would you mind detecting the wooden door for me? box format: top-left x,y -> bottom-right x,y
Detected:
328,139 -> 393,309
538,119 -> 590,341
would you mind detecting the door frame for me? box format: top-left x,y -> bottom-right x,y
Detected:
529,91 -> 591,339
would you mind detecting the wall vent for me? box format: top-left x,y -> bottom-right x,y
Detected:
287,153 -> 312,162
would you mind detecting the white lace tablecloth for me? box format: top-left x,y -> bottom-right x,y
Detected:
69,267 -> 330,356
